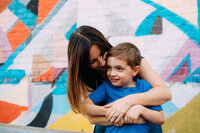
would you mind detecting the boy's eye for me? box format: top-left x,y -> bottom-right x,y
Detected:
107,66 -> 111,70
117,67 -> 123,70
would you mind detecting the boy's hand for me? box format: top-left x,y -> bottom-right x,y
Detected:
124,105 -> 145,124
113,118 -> 124,127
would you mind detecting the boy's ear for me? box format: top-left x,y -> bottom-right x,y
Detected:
132,66 -> 140,77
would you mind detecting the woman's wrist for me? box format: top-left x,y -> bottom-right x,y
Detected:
126,94 -> 138,107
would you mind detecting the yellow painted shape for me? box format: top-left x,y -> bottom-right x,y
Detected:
48,110 -> 93,133
162,93 -> 200,133
152,0 -> 198,27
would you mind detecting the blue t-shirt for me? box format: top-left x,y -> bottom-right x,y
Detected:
89,79 -> 162,133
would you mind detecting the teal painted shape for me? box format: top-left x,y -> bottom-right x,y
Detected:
183,67 -> 200,83
65,23 -> 77,40
161,101 -> 179,113
32,94 -> 70,114
52,70 -> 68,95
198,0 -> 200,28
141,0 -> 200,46
0,70 -> 25,84
135,11 -> 159,36
51,94 -> 70,114
8,0 -> 37,28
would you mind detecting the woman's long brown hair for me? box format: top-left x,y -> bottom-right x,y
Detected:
67,26 -> 112,114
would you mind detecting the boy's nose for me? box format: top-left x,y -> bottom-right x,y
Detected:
110,70 -> 116,76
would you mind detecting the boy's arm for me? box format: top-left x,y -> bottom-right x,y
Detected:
124,105 -> 165,125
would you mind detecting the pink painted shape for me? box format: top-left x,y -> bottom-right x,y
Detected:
53,68 -> 65,80
167,60 -> 190,82
161,39 -> 200,81
0,28 -> 12,62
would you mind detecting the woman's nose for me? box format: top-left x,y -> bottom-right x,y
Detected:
98,58 -> 106,67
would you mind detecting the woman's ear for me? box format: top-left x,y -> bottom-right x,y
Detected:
132,66 -> 140,77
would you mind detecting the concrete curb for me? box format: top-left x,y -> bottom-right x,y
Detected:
0,123 -> 82,133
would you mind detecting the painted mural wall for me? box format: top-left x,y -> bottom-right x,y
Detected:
0,0 -> 199,133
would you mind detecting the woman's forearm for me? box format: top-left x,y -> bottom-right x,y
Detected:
133,58 -> 172,106
87,115 -> 111,126
82,97 -> 107,116
126,86 -> 171,107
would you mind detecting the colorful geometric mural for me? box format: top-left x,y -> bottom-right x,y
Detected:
0,0 -> 199,133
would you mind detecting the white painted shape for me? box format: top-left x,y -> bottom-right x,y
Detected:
0,8 -> 18,32
30,82 -> 52,110
11,111 -> 37,125
0,76 -> 29,106
77,0 -> 107,36
0,84 -> 14,97
8,0 -> 77,74
53,31 -> 68,68
141,19 -> 188,74
152,0 -> 198,27
167,82 -> 200,109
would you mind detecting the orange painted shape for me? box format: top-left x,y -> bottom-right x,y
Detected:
6,20 -> 31,51
32,67 -> 54,82
0,101 -> 28,123
37,0 -> 59,24
0,0 -> 12,13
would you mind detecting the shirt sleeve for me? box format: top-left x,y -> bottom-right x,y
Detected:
89,83 -> 106,105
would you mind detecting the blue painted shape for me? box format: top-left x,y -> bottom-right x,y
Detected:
183,67 -> 200,83
65,23 -> 77,40
198,0 -> 200,28
51,94 -> 70,114
168,54 -> 191,79
0,70 -> 25,84
32,94 -> 70,114
135,11 -> 159,36
8,0 -> 37,28
161,101 -> 179,113
32,100 -> 43,112
141,0 -> 200,46
52,70 -> 68,95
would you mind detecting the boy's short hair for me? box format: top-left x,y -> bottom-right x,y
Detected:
106,42 -> 141,68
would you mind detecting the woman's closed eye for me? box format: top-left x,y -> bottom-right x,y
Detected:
89,59 -> 97,64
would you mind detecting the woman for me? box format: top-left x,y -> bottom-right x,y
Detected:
67,25 -> 171,132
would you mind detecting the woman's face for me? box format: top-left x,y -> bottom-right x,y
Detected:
89,44 -> 107,71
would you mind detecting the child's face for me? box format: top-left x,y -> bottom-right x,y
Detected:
107,57 -> 137,88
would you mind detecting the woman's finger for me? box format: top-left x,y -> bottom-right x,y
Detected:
104,102 -> 113,108
109,114 -> 118,123
114,113 -> 123,123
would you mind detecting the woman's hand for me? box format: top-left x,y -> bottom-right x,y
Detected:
124,105 -> 146,124
105,97 -> 133,123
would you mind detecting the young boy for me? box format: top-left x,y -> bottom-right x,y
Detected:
85,42 -> 164,133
